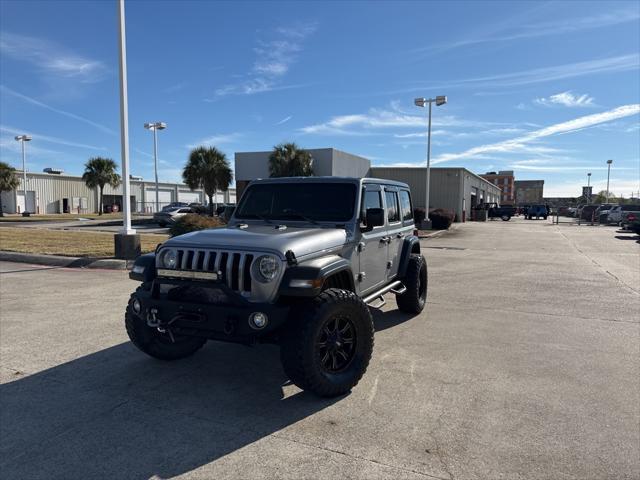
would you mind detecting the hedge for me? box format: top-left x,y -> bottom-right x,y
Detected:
430,208 -> 455,230
169,214 -> 225,237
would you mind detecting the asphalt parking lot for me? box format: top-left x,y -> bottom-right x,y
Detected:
1,218 -> 638,480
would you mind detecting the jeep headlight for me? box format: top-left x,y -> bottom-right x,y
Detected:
255,255 -> 279,282
160,249 -> 178,269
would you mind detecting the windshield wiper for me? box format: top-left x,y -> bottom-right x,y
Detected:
281,209 -> 319,224
240,212 -> 273,224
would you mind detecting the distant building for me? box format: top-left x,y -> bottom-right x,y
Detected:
0,170 -> 236,215
234,147 -> 501,223
480,170 -> 515,204
368,167 -> 501,222
515,180 -> 544,204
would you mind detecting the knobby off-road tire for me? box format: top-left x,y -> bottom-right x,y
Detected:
397,254 -> 428,314
280,288 -> 374,397
125,285 -> 206,360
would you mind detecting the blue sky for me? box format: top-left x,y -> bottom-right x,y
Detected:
1,0 -> 639,197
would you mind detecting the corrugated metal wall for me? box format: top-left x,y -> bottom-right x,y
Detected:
3,172 -> 235,214
369,167 -> 502,221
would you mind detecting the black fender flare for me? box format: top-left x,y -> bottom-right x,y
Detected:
397,235 -> 421,279
129,253 -> 157,283
279,255 -> 354,297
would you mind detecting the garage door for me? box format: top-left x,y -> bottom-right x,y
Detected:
178,191 -> 201,203
145,189 -> 173,212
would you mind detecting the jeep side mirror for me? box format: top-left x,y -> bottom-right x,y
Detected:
363,208 -> 385,231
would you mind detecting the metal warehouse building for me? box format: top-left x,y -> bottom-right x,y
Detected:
1,170 -> 236,215
369,167 -> 502,222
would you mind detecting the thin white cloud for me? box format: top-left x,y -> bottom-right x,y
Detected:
275,115 -> 293,125
535,91 -> 595,108
0,32 -> 107,83
417,7 -> 640,54
214,23 -> 316,97
433,104 -> 640,164
0,125 -> 107,151
392,54 -> 639,93
299,107 -> 507,135
186,133 -> 241,149
0,85 -> 116,135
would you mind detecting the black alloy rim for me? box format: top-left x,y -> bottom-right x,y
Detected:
316,315 -> 356,373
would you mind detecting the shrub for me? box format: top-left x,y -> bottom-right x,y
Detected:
429,208 -> 455,230
169,214 -> 224,237
414,208 -> 426,225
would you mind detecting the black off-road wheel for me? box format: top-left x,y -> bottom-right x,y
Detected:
501,214 -> 511,221
397,254 -> 428,314
125,285 -> 206,360
280,288 -> 374,397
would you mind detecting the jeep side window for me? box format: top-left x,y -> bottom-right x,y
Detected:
385,191 -> 400,223
399,190 -> 413,222
361,189 -> 382,218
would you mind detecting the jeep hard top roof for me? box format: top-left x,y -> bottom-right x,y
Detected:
249,176 -> 410,189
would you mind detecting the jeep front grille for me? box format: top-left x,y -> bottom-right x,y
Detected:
173,249 -> 254,293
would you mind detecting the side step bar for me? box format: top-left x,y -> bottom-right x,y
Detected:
363,280 -> 405,306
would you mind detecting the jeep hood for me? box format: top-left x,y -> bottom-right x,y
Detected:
163,224 -> 352,259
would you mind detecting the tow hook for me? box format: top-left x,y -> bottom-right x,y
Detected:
146,308 -> 176,343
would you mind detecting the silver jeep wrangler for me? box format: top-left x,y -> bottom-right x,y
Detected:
126,177 -> 427,397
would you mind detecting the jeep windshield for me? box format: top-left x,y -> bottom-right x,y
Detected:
235,182 -> 357,222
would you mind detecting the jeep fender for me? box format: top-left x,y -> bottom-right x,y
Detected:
279,255 -> 355,297
397,235 -> 421,279
129,253 -> 157,283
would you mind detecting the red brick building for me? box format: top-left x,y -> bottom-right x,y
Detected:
480,170 -> 515,205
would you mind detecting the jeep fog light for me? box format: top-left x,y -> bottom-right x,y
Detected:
249,312 -> 268,329
132,297 -> 142,315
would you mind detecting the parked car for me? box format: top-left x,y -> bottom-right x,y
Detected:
608,204 -> 640,225
126,176 -> 427,397
621,212 -> 640,230
526,204 -> 548,220
578,204 -> 600,222
479,202 -> 516,221
629,220 -> 640,235
595,204 -> 618,223
161,202 -> 189,212
153,207 -> 194,226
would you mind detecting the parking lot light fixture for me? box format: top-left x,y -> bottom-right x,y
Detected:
144,122 -> 167,213
14,135 -> 32,213
606,160 -> 613,203
414,96 -> 447,228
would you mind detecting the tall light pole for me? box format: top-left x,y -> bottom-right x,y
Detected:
606,159 -> 613,203
144,122 -> 167,212
117,0 -> 134,235
14,135 -> 32,213
414,95 -> 447,228
587,172 -> 592,204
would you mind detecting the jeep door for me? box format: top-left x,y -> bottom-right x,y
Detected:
384,187 -> 413,279
358,184 -> 388,295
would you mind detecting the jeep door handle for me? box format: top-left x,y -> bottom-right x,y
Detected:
396,233 -> 405,239
380,236 -> 391,244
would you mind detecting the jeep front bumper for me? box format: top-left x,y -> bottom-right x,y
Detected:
132,278 -> 290,342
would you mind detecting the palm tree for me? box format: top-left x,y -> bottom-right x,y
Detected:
183,146 -> 233,216
0,162 -> 20,217
268,142 -> 314,177
82,157 -> 121,215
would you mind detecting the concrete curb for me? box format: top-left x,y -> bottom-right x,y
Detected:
0,251 -> 130,270
417,222 -> 461,239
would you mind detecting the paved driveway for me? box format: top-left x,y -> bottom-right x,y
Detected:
1,219 -> 638,479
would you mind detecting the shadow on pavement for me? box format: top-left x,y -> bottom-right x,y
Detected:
0,341 -> 339,479
371,307 -> 417,332
614,235 -> 640,242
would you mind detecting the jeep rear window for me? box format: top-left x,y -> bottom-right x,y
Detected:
236,183 -> 357,222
